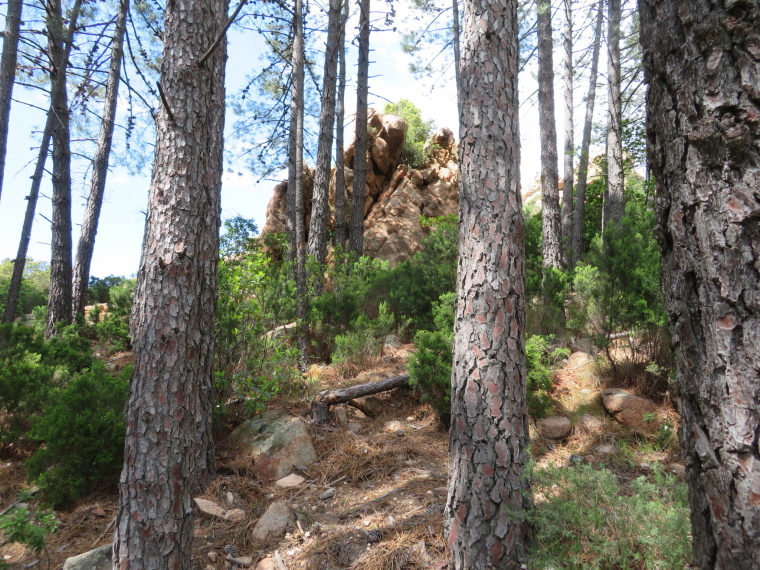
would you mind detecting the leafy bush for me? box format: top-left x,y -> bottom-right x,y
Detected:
332,302 -> 396,365
383,99 -> 434,169
525,335 -> 569,417
0,258 -> 50,317
531,463 -> 691,569
0,493 -> 59,558
26,363 -> 130,508
408,292 -> 455,426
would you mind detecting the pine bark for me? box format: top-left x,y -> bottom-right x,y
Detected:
537,0 -> 562,270
45,0 -> 82,338
306,0 -> 342,277
113,0 -> 228,567
2,115 -> 52,323
288,0 -> 308,363
560,0 -> 573,265
640,2 -> 760,568
445,0 -> 533,566
0,0 -> 23,205
603,0 -> 623,231
333,0 -> 349,253
71,0 -> 129,317
348,0 -> 370,258
570,0 -> 602,267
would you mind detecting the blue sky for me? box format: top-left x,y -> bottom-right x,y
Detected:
0,1 -> 589,278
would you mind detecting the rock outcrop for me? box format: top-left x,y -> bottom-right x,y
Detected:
261,110 -> 459,265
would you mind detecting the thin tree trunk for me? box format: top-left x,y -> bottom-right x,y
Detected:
45,0 -> 83,338
641,2 -> 760,568
71,0 -> 129,317
537,0 -> 562,271
288,0 -> 308,364
451,0 -> 460,98
348,0 -> 370,259
0,0 -> 23,205
560,0 -> 573,266
113,0 -> 228,567
603,0 -> 623,231
571,0 -> 602,267
2,115 -> 52,323
445,0 -> 533,566
333,0 -> 349,254
306,0 -> 342,284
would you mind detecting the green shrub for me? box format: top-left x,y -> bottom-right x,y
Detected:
332,302 -> 396,365
531,463 -> 691,569
383,99 -> 434,169
0,258 -> 50,317
525,335 -> 569,418
26,363 -> 130,508
0,494 -> 59,557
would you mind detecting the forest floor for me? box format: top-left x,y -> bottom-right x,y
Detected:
0,343 -> 684,569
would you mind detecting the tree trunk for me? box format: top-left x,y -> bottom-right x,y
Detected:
537,0 -> 562,271
451,0 -> 461,97
71,0 -> 129,317
560,0 -> 573,266
288,0 -> 308,365
113,0 -> 228,567
640,2 -> 760,568
0,0 -> 23,205
2,115 -> 52,323
570,0 -> 602,267
306,0 -> 342,284
311,373 -> 409,424
348,0 -> 370,259
333,0 -> 349,254
45,0 -> 83,338
603,0 -> 623,232
445,0 -> 533,566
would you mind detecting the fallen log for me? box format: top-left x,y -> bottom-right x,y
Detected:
310,373 -> 410,424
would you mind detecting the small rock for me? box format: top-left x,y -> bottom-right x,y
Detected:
348,408 -> 367,420
384,420 -> 403,432
384,334 -> 401,348
226,491 -> 234,505
275,473 -> 305,489
348,422 -> 361,434
91,508 -> 106,518
537,416 -> 572,440
224,509 -> 246,522
319,487 -> 336,500
354,396 -> 384,416
255,558 -> 276,570
406,416 -> 415,422
335,406 -> 349,427
62,544 -> 112,570
601,388 -> 664,432
194,498 -> 245,522
206,566 -> 215,570
251,501 -> 294,545
595,443 -> 616,455
668,463 -> 686,476
208,552 -> 217,562
395,429 -> 405,437
640,463 -> 652,471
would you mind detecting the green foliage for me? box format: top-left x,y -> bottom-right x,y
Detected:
26,363 -> 130,508
0,258 -> 50,316
383,99 -> 434,169
525,335 -> 569,417
531,463 -> 691,569
0,496 -> 59,555
332,302 -> 396,365
87,275 -> 128,305
523,206 -> 543,300
214,219 -> 300,418
408,293 -> 455,427
0,323 -> 94,443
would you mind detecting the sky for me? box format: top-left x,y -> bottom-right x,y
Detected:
0,1 -> 597,279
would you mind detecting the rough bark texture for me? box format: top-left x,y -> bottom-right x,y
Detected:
113,0 -> 228,567
445,0 -> 533,566
333,0 -> 349,252
571,0 -> 602,267
288,0 -> 308,364
641,2 -> 760,568
306,0 -> 342,274
537,0 -> 562,270
0,0 -> 22,204
72,0 -> 129,317
45,0 -> 82,338
603,0 -> 624,231
2,115 -> 52,323
348,0 -> 370,258
311,374 -> 410,424
560,0 -> 574,265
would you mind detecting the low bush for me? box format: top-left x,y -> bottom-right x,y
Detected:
26,362 -> 130,508
525,335 -> 569,418
531,462 -> 691,569
0,493 -> 59,561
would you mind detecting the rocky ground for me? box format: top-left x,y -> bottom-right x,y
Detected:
0,343 -> 683,570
